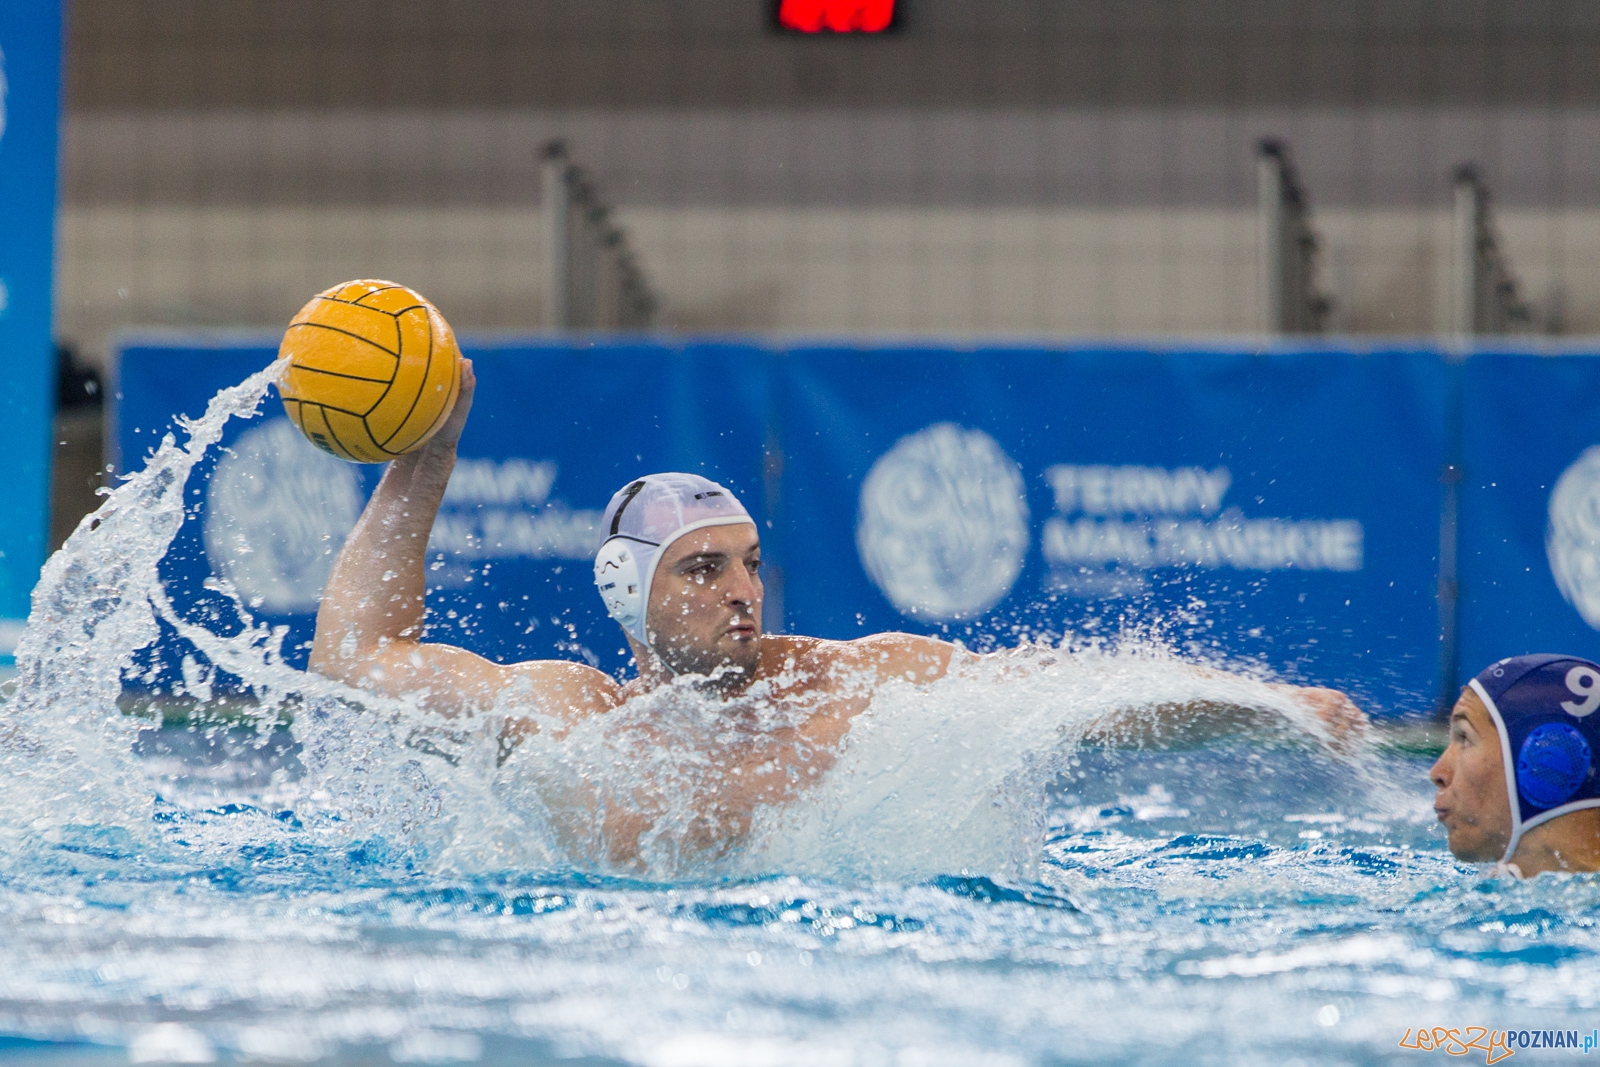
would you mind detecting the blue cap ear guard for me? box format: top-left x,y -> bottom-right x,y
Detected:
1469,654 -> 1600,863
1517,722 -> 1593,809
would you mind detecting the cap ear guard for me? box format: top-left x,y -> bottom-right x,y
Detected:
594,539 -> 645,641
1517,723 -> 1592,809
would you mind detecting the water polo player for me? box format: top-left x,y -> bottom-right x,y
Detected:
310,360 -> 1367,860
1432,655 -> 1600,876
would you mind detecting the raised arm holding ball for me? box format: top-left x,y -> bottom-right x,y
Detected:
308,356 -> 621,725
276,280 -> 618,726
290,280 -> 1369,865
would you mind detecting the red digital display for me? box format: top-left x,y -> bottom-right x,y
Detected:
775,0 -> 897,33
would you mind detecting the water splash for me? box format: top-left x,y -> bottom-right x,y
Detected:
489,637 -> 1393,882
742,642 -> 1397,882
0,372 -> 1396,885
0,364 -> 285,851
0,376 -> 1496,1066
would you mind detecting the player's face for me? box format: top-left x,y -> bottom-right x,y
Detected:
1429,688 -> 1513,862
646,523 -> 764,688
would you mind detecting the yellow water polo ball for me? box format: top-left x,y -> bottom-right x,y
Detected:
276,279 -> 463,463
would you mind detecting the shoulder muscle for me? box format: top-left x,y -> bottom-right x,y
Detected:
809,631 -> 957,686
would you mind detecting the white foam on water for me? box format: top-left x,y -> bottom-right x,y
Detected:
0,372 -> 1396,886
743,644 -> 1386,883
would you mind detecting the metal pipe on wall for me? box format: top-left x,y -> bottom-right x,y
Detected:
1257,144 -> 1286,335
540,141 -> 571,331
540,140 -> 658,332
1256,139 -> 1331,336
1451,165 -> 1532,338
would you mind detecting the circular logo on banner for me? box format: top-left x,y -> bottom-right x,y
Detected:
856,423 -> 1029,621
1548,445 -> 1600,630
203,418 -> 365,614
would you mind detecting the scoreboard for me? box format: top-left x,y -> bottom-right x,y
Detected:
774,0 -> 899,33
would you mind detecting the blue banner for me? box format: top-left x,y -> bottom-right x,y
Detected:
116,340 -> 768,680
117,339 -> 1462,714
1459,352 -> 1600,684
0,2 -> 63,658
776,346 -> 1449,714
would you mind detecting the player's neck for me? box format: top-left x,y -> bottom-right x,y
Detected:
629,648 -> 761,699
1509,810 -> 1600,875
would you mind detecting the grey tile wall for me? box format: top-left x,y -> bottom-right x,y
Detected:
55,0 -> 1600,355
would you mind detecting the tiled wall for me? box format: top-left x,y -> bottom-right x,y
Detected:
58,1 -> 1600,364
68,198 -> 1600,351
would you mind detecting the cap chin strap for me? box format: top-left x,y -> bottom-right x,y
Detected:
601,515 -> 756,675
1469,678 -> 1527,866
1469,676 -> 1600,868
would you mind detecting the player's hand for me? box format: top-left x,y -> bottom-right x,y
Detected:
1288,685 -> 1371,753
432,357 -> 476,449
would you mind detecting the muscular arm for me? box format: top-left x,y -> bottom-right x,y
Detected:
791,631 -> 1366,751
308,359 -> 617,724
1078,684 -> 1367,751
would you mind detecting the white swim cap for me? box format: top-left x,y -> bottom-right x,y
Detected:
593,473 -> 754,648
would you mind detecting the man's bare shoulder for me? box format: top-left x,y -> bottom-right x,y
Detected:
509,658 -> 622,720
757,631 -> 956,685
758,633 -> 826,653
756,632 -> 886,667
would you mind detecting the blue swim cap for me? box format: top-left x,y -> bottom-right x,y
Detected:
1469,654 -> 1600,863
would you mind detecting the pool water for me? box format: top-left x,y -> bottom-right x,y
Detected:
8,727 -> 1596,1067
3,368 -> 1598,1066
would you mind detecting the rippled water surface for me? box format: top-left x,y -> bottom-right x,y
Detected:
9,731 -> 1599,1067
3,370 -> 1598,1066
